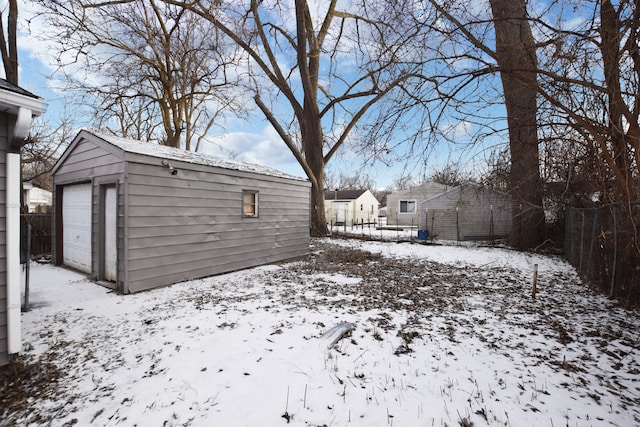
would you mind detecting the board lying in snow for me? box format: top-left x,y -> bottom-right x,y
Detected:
319,322 -> 355,349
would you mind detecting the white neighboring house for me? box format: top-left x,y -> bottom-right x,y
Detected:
325,189 -> 379,226
23,183 -> 52,212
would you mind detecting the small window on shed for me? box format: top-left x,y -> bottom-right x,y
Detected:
399,200 -> 416,214
242,191 -> 258,217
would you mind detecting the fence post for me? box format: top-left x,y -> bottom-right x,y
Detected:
586,208 -> 599,283
610,205 -> 617,297
23,223 -> 31,312
410,218 -> 414,243
489,205 -> 494,245
431,211 -> 435,238
456,206 -> 460,243
579,210 -> 585,273
532,264 -> 538,299
396,212 -> 399,242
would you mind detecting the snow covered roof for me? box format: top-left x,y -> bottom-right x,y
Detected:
85,129 -> 307,182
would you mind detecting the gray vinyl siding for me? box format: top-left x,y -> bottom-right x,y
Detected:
386,182 -> 450,226
420,185 -> 511,241
0,114 -> 8,365
123,160 -> 309,293
53,139 -> 124,184
53,131 -> 310,294
52,138 -> 126,286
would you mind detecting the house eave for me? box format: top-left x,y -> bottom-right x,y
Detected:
0,87 -> 46,150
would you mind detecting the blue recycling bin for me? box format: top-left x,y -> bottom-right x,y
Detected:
417,229 -> 430,240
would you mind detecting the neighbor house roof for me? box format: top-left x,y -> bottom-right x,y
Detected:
58,129 -> 307,181
324,189 -> 367,201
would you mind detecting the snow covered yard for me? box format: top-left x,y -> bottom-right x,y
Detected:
2,238 -> 639,427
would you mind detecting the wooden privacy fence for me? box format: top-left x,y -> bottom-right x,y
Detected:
564,202 -> 640,306
20,213 -> 53,262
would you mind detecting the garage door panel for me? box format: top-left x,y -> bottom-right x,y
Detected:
63,206 -> 91,225
63,184 -> 92,273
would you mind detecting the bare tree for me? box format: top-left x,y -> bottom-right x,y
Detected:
325,173 -> 375,192
533,0 -> 639,204
530,0 -> 640,299
37,0 -> 240,150
430,164 -> 475,186
0,0 -> 18,84
21,115 -> 76,190
392,175 -> 420,191
481,148 -> 510,194
489,0 -> 545,249
423,0 -> 545,249
169,0 -> 434,235
92,79 -> 163,143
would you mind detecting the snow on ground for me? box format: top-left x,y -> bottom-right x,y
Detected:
2,238 -> 640,427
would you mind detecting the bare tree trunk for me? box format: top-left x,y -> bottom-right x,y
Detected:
296,0 -> 328,236
309,174 -> 329,236
601,0 -> 636,202
0,0 -> 18,85
490,0 -> 545,249
299,113 -> 329,235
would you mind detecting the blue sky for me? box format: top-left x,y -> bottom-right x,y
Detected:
10,0 -> 505,190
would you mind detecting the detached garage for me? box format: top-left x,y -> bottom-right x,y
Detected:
52,130 -> 310,294
419,183 -> 512,241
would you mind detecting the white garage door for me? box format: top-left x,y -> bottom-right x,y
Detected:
63,183 -> 92,273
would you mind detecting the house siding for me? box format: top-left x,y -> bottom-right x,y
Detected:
0,82 -> 45,365
387,182 -> 450,226
325,190 -> 379,226
353,191 -> 379,223
123,160 -> 309,293
420,185 -> 511,241
0,114 -> 9,365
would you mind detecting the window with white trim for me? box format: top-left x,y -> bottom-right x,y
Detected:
242,190 -> 258,217
399,200 -> 416,214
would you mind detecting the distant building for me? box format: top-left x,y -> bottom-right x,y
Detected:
387,182 -> 512,241
23,183 -> 52,212
324,189 -> 379,226
386,181 -> 450,227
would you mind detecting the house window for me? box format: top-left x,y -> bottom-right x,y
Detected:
399,200 -> 416,214
360,204 -> 363,211
242,190 -> 258,217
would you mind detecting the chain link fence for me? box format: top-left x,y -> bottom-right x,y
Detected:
565,202 -> 640,305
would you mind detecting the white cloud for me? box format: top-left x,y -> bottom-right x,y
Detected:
441,120 -> 474,139
16,2 -> 58,70
203,124 -> 305,177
